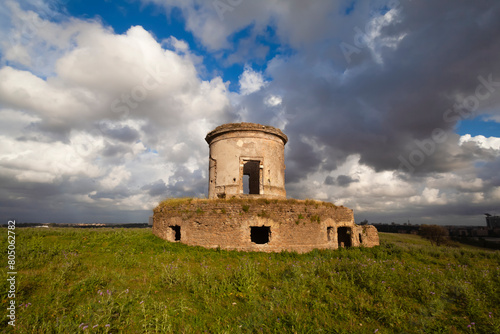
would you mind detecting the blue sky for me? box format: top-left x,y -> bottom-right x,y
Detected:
457,117 -> 500,138
0,0 -> 499,226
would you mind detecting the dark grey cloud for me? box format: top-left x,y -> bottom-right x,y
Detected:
324,174 -> 359,187
284,138 -> 322,183
163,166 -> 207,198
365,199 -> 499,226
478,157 -> 500,187
141,179 -> 168,197
175,0 -> 500,226
0,174 -> 137,223
337,175 -> 359,187
101,143 -> 132,158
100,124 -> 140,143
89,186 -> 131,200
254,0 -> 500,184
324,175 -> 335,185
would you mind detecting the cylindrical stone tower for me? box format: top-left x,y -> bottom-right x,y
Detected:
205,122 -> 288,199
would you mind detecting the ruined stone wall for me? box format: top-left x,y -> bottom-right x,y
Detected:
153,199 -> 379,253
205,123 -> 287,199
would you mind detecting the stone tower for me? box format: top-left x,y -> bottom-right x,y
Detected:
152,122 -> 380,252
205,122 -> 288,199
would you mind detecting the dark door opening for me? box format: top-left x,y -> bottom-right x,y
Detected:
359,233 -> 363,244
337,227 -> 351,248
169,225 -> 181,241
243,160 -> 260,194
250,226 -> 270,244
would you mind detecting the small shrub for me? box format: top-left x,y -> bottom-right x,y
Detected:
257,210 -> 270,218
158,197 -> 194,209
310,215 -> 321,224
257,198 -> 271,205
242,205 -> 250,212
419,224 -> 449,246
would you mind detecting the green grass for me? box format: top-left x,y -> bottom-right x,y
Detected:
1,229 -> 499,333
156,197 -> 338,210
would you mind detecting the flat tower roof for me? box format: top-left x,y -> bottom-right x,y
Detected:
205,122 -> 288,145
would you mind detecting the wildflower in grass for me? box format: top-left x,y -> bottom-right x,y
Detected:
105,324 -> 110,327
107,289 -> 111,295
82,325 -> 88,330
93,325 -> 98,329
140,301 -> 144,304
79,323 -> 84,328
374,330 -> 378,333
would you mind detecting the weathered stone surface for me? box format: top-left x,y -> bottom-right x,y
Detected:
153,199 -> 379,253
205,122 -> 287,199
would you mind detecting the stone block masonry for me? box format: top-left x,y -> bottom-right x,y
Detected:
153,198 -> 379,253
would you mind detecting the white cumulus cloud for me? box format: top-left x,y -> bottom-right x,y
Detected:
0,3 -> 234,223
239,65 -> 267,95
459,134 -> 500,150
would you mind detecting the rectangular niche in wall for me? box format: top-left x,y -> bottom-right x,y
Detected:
327,226 -> 334,242
169,225 -> 181,241
250,226 -> 270,244
243,160 -> 261,194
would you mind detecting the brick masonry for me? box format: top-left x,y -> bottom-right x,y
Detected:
153,198 -> 379,253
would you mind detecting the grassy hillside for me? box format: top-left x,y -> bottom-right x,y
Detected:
1,228 -> 499,333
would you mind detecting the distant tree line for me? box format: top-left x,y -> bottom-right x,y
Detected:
418,224 -> 449,246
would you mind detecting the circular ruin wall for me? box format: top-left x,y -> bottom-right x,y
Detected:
153,198 -> 379,253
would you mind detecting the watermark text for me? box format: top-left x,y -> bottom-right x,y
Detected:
6,220 -> 17,327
